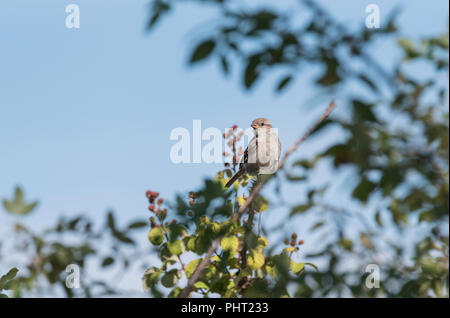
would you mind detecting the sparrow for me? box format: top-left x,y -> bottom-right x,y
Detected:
225,118 -> 281,188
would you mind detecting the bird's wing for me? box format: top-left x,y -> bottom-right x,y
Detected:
242,136 -> 257,163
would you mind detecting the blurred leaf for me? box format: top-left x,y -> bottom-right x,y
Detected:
352,176 -> 377,203
127,221 -> 148,229
353,100 -> 377,122
276,75 -> 293,92
290,203 -> 312,216
101,257 -> 115,267
0,268 -> 18,291
2,187 -> 38,216
244,54 -> 261,88
190,39 -> 216,64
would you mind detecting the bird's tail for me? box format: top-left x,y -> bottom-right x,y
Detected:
225,170 -> 244,188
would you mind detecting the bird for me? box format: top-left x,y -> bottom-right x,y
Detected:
225,118 -> 281,188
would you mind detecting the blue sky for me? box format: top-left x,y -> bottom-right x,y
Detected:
0,0 -> 448,295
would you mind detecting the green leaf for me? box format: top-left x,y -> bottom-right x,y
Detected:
190,40 -> 216,64
290,261 -> 305,274
221,236 -> 239,257
339,238 -> 353,251
358,73 -> 379,93
167,239 -> 183,256
185,259 -> 202,279
316,58 -> 341,86
107,211 -> 116,231
254,196 -> 269,212
142,267 -> 161,292
185,236 -> 196,252
161,269 -> 181,288
148,227 -> 165,246
265,264 -> 277,279
248,249 -> 265,270
276,75 -> 293,92
220,55 -> 230,74
290,204 -> 312,216
194,281 -> 209,290
310,221 -> 324,231
244,55 -> 261,88
168,286 -> 182,298
283,247 -> 296,253
0,268 -> 18,290
398,38 -> 414,50
353,100 -> 377,122
113,231 -> 135,245
352,176 -> 377,203
375,211 -> 383,227
257,236 -> 268,249
3,187 -> 38,216
101,257 -> 115,267
127,221 -> 148,229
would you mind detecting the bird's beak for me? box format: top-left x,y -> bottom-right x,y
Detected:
251,123 -> 257,129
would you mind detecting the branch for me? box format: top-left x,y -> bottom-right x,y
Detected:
179,100 -> 336,298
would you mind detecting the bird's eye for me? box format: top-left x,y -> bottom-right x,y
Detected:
261,123 -> 264,126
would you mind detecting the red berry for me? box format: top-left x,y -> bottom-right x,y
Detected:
232,124 -> 238,130
148,205 -> 156,212
157,198 -> 164,205
298,240 -> 304,245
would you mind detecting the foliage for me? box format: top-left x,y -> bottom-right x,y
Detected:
0,268 -> 18,298
0,188 -> 148,297
142,133 -> 318,297
0,1 -> 447,298
144,0 -> 449,297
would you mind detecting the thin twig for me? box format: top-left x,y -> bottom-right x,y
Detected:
179,100 -> 336,298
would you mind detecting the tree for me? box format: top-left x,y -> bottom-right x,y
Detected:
1,187 -> 149,297
142,0 -> 449,297
1,1 -> 448,298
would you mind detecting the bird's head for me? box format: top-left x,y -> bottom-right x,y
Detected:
251,118 -> 272,129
